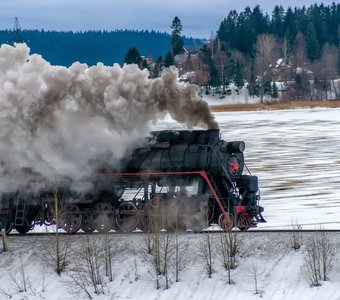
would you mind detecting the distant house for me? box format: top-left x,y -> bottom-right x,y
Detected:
270,58 -> 295,82
174,44 -> 201,66
270,58 -> 314,83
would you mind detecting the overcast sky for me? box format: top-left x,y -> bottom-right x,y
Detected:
0,0 -> 336,38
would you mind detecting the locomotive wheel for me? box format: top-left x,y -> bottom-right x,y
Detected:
116,202 -> 138,232
237,214 -> 250,231
81,214 -> 95,234
218,213 -> 234,231
59,204 -> 82,234
15,222 -> 34,235
90,202 -> 114,233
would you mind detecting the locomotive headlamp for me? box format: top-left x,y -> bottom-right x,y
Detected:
227,141 -> 245,153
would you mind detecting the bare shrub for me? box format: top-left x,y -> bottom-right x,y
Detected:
289,218 -> 303,250
125,243 -> 141,283
141,211 -> 188,289
10,254 -> 29,293
303,228 -> 334,287
247,259 -> 264,296
41,188 -> 71,275
102,233 -> 119,282
198,231 -> 214,278
219,230 -> 242,284
142,229 -> 174,289
66,235 -> 106,298
0,287 -> 12,299
173,231 -> 189,282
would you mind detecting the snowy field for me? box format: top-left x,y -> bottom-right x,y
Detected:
154,107 -> 340,230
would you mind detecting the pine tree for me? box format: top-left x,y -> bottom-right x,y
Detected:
164,51 -> 174,67
271,5 -> 285,37
171,16 -> 184,56
200,44 -> 219,86
233,61 -> 244,89
124,47 -> 143,66
305,23 -> 321,61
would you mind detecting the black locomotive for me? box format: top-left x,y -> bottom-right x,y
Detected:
0,129 -> 265,234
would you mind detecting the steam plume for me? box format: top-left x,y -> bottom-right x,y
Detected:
0,44 -> 218,192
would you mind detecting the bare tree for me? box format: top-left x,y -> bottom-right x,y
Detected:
102,233 -> 119,282
254,34 -> 277,103
125,243 -> 141,283
289,218 -> 303,250
282,35 -> 291,66
247,259 -> 263,295
219,230 -> 242,284
41,188 -> 71,275
0,287 -> 12,299
160,231 -> 173,289
292,32 -> 308,69
141,213 -> 162,289
67,235 -> 105,296
10,254 -> 29,293
213,39 -> 231,97
318,230 -> 334,281
312,43 -> 339,100
303,228 -> 334,286
198,231 -> 214,278
174,231 -> 188,282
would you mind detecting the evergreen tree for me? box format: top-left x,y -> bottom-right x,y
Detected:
171,16 -> 184,55
164,51 -> 174,67
124,47 -> 143,65
283,7 -> 297,46
305,23 -> 321,61
271,82 -> 279,98
217,10 -> 238,49
271,5 -> 285,37
200,45 -> 219,86
233,61 -> 244,89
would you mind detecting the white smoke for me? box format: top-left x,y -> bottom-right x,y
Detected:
0,43 -> 218,192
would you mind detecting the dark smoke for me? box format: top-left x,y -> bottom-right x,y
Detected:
0,44 -> 218,192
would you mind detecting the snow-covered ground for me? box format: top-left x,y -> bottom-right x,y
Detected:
0,231 -> 340,300
2,102 -> 340,300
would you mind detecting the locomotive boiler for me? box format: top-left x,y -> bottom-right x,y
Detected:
0,129 -> 265,234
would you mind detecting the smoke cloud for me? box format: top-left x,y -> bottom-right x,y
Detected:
0,43 -> 218,192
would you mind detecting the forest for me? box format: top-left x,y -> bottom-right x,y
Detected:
0,29 -> 201,66
182,3 -> 340,101
1,3 -> 340,101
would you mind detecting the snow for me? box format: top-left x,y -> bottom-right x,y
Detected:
1,232 -> 340,300
2,96 -> 340,299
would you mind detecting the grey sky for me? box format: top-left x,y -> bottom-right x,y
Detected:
0,0 -> 336,38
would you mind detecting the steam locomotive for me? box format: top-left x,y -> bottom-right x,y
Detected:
0,129 -> 265,234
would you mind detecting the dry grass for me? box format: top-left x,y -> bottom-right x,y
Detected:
210,100 -> 340,112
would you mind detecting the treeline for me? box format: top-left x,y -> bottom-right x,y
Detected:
0,29 -> 201,66
194,3 -> 340,101
217,3 -> 340,59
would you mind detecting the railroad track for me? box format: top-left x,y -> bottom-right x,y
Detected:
4,227 -> 340,237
